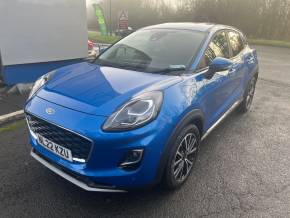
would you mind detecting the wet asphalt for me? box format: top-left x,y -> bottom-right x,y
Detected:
1,45 -> 290,218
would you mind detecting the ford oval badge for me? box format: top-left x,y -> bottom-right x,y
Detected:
46,108 -> 55,115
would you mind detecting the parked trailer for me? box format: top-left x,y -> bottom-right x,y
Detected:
0,0 -> 88,85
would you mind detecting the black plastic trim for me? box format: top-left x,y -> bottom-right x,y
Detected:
154,109 -> 204,184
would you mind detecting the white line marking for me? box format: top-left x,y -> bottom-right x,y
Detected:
0,110 -> 24,124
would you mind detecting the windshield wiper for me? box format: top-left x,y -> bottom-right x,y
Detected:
150,65 -> 187,75
94,59 -> 150,71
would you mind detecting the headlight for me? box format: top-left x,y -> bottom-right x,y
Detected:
28,71 -> 55,100
103,91 -> 163,131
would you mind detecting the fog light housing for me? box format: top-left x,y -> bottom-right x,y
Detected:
120,149 -> 144,170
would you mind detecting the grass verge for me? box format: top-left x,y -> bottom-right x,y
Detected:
249,39 -> 290,48
88,31 -> 120,44
0,120 -> 26,133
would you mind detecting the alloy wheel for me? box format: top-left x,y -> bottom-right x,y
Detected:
246,79 -> 256,110
172,133 -> 198,182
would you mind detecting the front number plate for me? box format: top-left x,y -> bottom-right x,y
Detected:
37,134 -> 73,162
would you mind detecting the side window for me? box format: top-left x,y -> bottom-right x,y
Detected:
198,31 -> 230,69
240,33 -> 248,46
228,31 -> 244,57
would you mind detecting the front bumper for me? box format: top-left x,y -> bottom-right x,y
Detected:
31,149 -> 126,192
25,96 -> 174,191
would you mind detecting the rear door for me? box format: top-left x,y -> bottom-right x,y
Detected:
226,30 -> 249,101
240,34 -> 259,85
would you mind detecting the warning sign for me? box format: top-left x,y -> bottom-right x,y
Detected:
118,10 -> 129,30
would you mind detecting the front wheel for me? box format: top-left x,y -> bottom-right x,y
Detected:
163,124 -> 200,190
238,76 -> 257,113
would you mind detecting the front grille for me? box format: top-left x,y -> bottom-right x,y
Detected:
26,113 -> 92,161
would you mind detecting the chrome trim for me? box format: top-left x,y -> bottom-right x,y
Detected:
25,117 -> 37,139
120,149 -> 144,167
31,150 -> 126,193
72,157 -> 86,163
201,99 -> 242,141
25,112 -> 94,163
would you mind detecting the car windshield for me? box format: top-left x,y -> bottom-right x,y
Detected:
95,29 -> 207,74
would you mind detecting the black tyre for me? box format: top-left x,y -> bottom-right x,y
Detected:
163,124 -> 200,190
238,76 -> 257,113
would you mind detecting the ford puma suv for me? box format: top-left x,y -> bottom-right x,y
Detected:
25,23 -> 258,192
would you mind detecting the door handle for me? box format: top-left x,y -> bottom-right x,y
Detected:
229,68 -> 236,74
247,56 -> 255,64
229,63 -> 239,75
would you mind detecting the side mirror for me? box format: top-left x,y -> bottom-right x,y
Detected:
205,57 -> 233,79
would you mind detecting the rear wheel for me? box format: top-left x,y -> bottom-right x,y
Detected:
163,124 -> 200,189
238,76 -> 257,113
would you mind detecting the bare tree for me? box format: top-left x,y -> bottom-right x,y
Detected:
94,0 -> 290,40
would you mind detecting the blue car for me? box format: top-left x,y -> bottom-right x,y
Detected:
25,23 -> 258,192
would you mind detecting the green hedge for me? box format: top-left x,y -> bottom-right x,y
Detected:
88,31 -> 120,44
249,39 -> 290,49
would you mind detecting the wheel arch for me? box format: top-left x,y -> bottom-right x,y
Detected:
154,108 -> 205,185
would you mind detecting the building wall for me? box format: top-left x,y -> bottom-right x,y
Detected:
0,0 -> 88,66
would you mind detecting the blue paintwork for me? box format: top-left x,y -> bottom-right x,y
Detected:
2,59 -> 84,85
209,57 -> 234,72
25,23 -> 259,190
36,62 -> 181,116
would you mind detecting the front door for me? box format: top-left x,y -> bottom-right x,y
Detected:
194,31 -> 234,130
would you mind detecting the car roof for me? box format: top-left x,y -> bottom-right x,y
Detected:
141,22 -> 233,33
